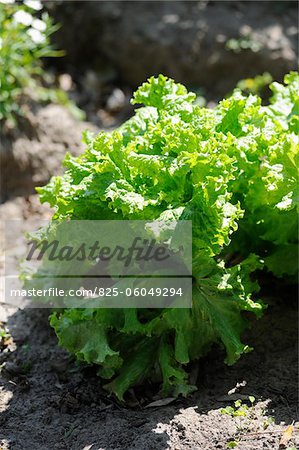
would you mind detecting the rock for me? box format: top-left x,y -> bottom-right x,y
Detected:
58,73 -> 73,91
47,1 -> 298,97
106,88 -> 126,112
0,104 -> 96,202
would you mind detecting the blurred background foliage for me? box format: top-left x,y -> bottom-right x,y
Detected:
0,0 -> 298,201
0,0 -> 83,126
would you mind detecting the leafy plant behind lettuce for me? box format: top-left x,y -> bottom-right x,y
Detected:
223,72 -> 299,280
35,73 -> 298,400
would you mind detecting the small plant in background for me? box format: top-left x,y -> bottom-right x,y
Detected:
222,397 -> 254,448
0,324 -> 12,349
226,441 -> 238,449
221,396 -> 255,418
262,415 -> 275,430
0,0 -> 61,124
226,35 -> 262,53
237,72 -> 273,96
0,0 -> 83,125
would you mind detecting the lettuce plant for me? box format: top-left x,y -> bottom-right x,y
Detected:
36,73 -> 298,400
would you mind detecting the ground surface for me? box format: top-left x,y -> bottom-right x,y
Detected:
0,198 -> 298,450
1,3 -> 298,446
